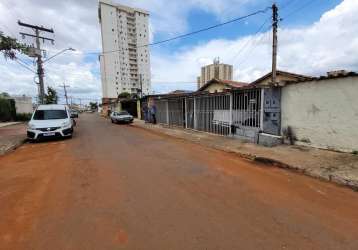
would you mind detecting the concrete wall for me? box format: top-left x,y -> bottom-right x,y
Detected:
281,76 -> 358,152
12,96 -> 33,114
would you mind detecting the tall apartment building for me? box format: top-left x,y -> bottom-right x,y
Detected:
98,0 -> 151,100
197,59 -> 233,89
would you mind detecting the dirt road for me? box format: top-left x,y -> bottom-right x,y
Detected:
1,114 -> 358,250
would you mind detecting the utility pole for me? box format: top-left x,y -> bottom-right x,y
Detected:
60,83 -> 70,106
18,21 -> 54,104
271,3 -> 278,85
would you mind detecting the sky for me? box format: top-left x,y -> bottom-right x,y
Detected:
0,0 -> 356,104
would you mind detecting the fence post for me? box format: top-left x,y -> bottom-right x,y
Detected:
184,98 -> 188,129
166,100 -> 169,125
229,93 -> 233,136
260,88 -> 264,130
193,97 -> 197,130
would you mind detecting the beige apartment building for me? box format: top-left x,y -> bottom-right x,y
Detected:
197,59 -> 233,89
98,0 -> 151,99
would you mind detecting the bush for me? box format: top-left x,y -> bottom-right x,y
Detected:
16,113 -> 32,121
0,97 -> 16,121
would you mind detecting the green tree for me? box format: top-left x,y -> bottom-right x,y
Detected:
0,92 -> 10,98
44,87 -> 58,104
0,31 -> 29,60
118,92 -> 131,99
89,102 -> 98,110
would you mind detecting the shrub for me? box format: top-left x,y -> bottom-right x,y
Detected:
16,113 -> 32,121
0,97 -> 16,121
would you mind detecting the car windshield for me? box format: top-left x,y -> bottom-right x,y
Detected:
118,111 -> 129,115
33,110 -> 68,120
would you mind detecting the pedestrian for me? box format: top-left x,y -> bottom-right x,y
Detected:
150,104 -> 157,124
142,104 -> 148,123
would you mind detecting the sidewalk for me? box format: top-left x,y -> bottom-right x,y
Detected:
0,123 -> 27,155
0,122 -> 21,128
132,119 -> 358,190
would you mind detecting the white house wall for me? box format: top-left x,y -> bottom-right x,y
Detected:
281,77 -> 358,152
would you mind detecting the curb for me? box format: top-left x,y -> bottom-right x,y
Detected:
0,138 -> 27,156
131,122 -> 358,192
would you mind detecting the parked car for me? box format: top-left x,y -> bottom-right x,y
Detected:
70,109 -> 79,118
110,111 -> 134,124
27,104 -> 74,141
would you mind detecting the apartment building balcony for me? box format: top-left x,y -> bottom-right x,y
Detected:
129,65 -> 138,70
128,40 -> 137,45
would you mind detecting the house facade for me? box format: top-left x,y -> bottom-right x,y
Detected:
281,72 -> 358,152
140,70 -> 358,152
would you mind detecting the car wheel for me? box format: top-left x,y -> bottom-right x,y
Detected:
111,119 -> 114,123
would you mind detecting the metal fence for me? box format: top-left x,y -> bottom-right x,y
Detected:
168,98 -> 185,127
232,89 -> 262,128
151,88 -> 262,137
194,94 -> 231,135
155,99 -> 168,124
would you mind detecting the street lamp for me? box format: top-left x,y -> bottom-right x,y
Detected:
43,47 -> 76,63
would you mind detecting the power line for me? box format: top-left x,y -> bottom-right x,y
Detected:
86,7 -> 271,55
141,8 -> 270,47
16,56 -> 35,68
235,24 -> 272,68
278,0 -> 299,11
229,16 -> 271,65
281,0 -> 319,21
14,59 -> 36,73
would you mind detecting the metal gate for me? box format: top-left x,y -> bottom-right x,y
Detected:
194,94 -> 231,136
168,98 -> 185,127
155,99 -> 168,124
232,88 -> 261,128
185,98 -> 194,129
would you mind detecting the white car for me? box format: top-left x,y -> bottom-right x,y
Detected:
110,111 -> 134,124
27,104 -> 74,141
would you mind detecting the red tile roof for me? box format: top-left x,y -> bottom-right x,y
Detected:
198,78 -> 248,92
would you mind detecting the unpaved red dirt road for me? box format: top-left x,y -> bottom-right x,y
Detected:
1,114 -> 358,250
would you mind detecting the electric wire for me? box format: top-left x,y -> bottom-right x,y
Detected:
85,7 -> 271,55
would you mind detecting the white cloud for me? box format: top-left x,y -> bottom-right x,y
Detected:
151,0 -> 358,93
0,0 -> 260,101
1,0 -> 357,99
